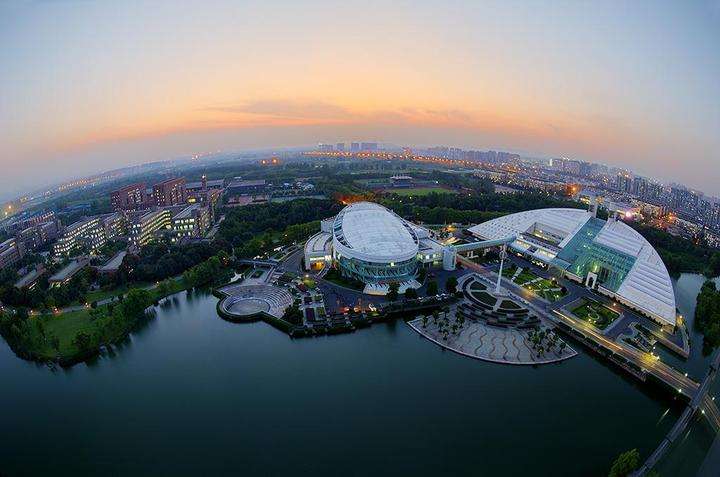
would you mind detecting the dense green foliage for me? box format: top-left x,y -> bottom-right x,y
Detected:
387,282 -> 400,302
0,266 -> 98,310
219,199 -> 341,247
0,287 -> 155,364
695,280 -> 720,353
120,240 -> 231,283
282,301 -> 303,325
608,448 -> 640,477
219,199 -> 341,259
0,250 -> 232,365
630,223 -> 720,277
183,256 -> 232,288
379,191 -> 584,225
404,287 -> 418,300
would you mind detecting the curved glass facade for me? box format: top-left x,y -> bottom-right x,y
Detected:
335,254 -> 417,284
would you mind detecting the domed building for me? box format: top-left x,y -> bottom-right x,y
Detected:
331,201 -> 420,284
304,201 -> 445,294
467,208 -> 677,329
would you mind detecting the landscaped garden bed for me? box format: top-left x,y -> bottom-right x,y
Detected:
570,299 -> 620,330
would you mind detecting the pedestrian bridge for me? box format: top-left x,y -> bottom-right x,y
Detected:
442,235 -> 516,271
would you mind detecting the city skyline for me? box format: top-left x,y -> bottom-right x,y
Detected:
1,0 -> 719,196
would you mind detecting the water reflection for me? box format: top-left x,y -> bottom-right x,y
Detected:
0,276 -> 712,476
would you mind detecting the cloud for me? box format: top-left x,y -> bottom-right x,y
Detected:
204,99 -> 352,121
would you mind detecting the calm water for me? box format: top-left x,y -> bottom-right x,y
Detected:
653,274 -> 720,476
0,277 -> 715,476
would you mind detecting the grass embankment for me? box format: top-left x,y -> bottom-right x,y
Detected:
8,280 -> 188,364
1,256 -> 232,366
570,299 -> 620,330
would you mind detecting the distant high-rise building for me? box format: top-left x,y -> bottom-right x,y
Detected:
110,182 -> 147,211
615,173 -> 633,194
562,160 -> 581,175
360,142 -> 378,151
318,143 -> 334,152
578,161 -> 593,177
335,142 -> 345,152
153,178 -> 186,207
350,142 -> 360,152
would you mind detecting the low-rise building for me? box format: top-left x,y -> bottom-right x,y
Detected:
49,258 -> 90,288
15,220 -> 59,253
130,209 -> 172,246
97,251 -> 127,275
0,238 -> 22,270
100,212 -> 127,241
14,265 -> 45,290
53,217 -> 106,257
226,179 -> 267,197
171,205 -> 211,242
185,177 -> 225,194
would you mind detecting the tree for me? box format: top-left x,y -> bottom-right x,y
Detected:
73,332 -> 94,353
608,448 -> 640,477
445,276 -> 458,294
387,282 -> 400,302
404,287 -> 418,301
426,280 -> 439,296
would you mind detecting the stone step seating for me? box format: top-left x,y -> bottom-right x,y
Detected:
222,284 -> 293,318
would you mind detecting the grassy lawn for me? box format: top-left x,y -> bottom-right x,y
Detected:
469,281 -> 487,291
387,187 -> 453,196
571,299 -> 620,330
250,269 -> 265,279
82,281 -> 154,304
508,268 -> 568,303
323,268 -> 364,290
30,279 -> 189,361
502,264 -> 518,278
499,299 -> 523,310
515,270 -> 538,285
469,290 -> 497,307
302,277 -> 317,289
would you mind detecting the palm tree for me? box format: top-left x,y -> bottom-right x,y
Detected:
432,310 -> 440,324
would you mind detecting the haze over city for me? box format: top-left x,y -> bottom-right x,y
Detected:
1,0 -> 719,198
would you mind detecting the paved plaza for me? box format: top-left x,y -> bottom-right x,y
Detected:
408,315 -> 577,365
407,272 -> 577,365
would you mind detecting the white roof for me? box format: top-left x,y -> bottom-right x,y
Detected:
468,208 -> 676,326
333,202 -> 418,263
304,232 -> 332,254
606,220 -> 676,324
468,208 -> 590,242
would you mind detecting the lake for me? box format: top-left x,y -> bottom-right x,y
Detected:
0,274 -> 717,476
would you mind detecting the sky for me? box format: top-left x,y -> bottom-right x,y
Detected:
1,0 -> 719,199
